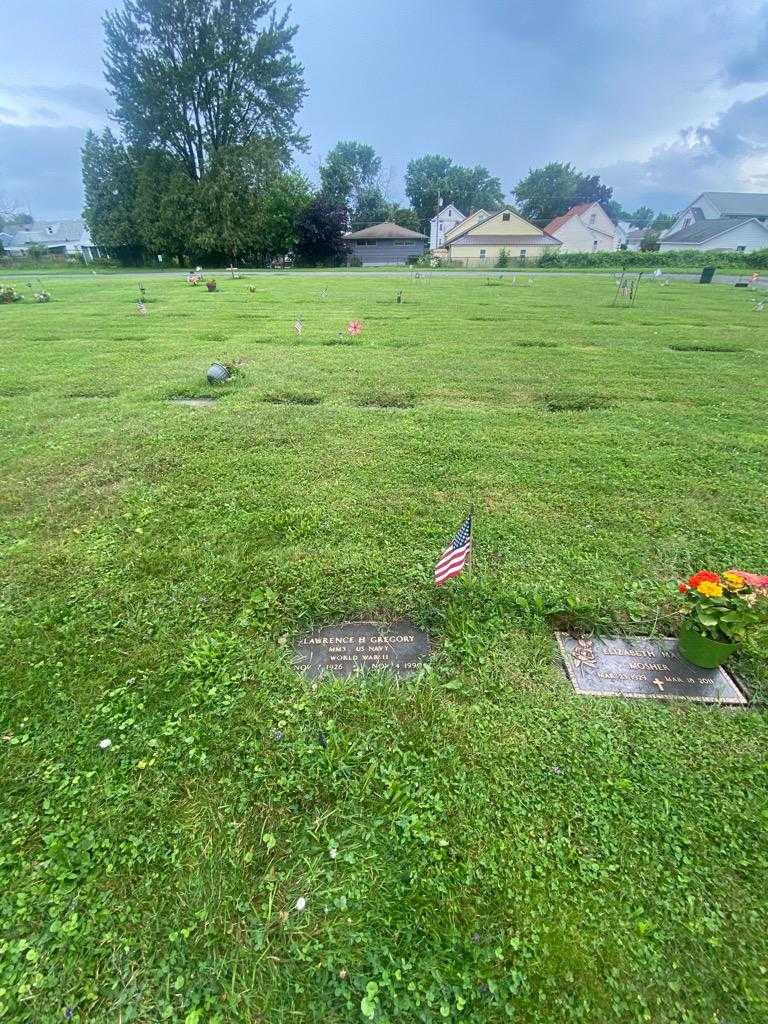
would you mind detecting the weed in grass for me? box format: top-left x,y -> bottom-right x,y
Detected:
262,392 -> 322,405
669,343 -> 742,353
544,394 -> 611,412
513,340 -> 560,348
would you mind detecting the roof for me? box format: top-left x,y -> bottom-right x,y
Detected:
659,216 -> 768,245
5,218 -> 91,249
627,228 -> 650,242
699,192 -> 768,218
543,203 -> 595,235
430,204 -> 465,223
450,233 -> 561,247
344,221 -> 427,241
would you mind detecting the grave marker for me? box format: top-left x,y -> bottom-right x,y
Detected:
556,633 -> 746,704
294,619 -> 430,681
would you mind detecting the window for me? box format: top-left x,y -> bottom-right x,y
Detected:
519,249 -> 527,258
589,213 -> 596,225
737,245 -> 746,252
592,240 -> 598,250
357,239 -> 376,246
394,240 -> 413,246
502,212 -> 511,222
479,249 -> 487,258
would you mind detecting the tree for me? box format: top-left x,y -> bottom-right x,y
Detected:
383,205 -> 421,233
320,141 -> 382,208
255,171 -> 313,262
640,231 -> 661,252
103,0 -> 307,182
405,155 -> 505,231
512,162 -> 614,226
651,212 -> 675,231
349,185 -> 388,229
134,150 -> 197,261
628,206 -> 654,228
0,196 -> 33,231
82,129 -> 144,262
293,196 -> 348,265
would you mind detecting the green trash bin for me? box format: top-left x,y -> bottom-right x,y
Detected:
699,267 -> 716,284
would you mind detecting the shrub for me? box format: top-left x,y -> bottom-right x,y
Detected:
496,247 -> 510,268
347,255 -> 363,267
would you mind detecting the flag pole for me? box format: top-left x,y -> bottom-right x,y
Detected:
468,505 -> 474,585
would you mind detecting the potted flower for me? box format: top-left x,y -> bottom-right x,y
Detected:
206,278 -> 217,292
677,570 -> 767,668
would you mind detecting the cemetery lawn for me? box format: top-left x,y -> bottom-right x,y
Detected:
2,273 -> 768,1024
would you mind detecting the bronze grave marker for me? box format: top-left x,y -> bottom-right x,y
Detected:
556,633 -> 746,705
294,619 -> 431,681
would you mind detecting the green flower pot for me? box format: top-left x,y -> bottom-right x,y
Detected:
678,623 -> 736,669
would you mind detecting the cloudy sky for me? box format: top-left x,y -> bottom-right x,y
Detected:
2,0 -> 768,219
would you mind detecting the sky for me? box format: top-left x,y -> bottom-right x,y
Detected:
2,0 -> 768,220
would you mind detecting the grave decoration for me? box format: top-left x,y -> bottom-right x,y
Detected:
294,619 -> 430,681
612,271 -> 643,306
347,319 -> 363,336
187,272 -> 201,285
136,301 -> 147,315
0,285 -> 23,304
294,318 -> 303,335
557,633 -> 746,705
206,278 -> 218,292
676,569 -> 767,668
206,362 -> 230,384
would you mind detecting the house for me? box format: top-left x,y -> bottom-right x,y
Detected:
429,204 -> 465,250
626,228 -> 652,251
3,219 -> 100,260
343,222 -> 427,265
543,202 -> 621,252
441,207 -> 561,265
659,192 -> 768,252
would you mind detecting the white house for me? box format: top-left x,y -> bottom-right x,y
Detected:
543,202 -> 622,252
429,204 -> 465,250
3,219 -> 100,260
659,192 -> 768,252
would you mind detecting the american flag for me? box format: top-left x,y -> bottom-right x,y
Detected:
434,514 -> 472,586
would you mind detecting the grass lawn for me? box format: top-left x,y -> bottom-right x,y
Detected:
1,273 -> 767,1024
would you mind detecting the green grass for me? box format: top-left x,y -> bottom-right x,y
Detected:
1,273 -> 767,1024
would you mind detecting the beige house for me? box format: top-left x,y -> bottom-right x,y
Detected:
441,208 -> 561,265
544,202 -> 621,252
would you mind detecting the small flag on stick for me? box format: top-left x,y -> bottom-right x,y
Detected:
434,513 -> 472,586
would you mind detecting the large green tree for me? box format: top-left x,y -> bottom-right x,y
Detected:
405,155 -> 505,231
293,197 -> 348,266
319,141 -> 382,209
103,0 -> 307,182
82,128 -> 144,262
628,205 -> 654,228
512,162 -> 614,227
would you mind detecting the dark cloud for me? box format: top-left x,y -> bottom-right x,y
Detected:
600,91 -> 768,210
0,123 -> 87,218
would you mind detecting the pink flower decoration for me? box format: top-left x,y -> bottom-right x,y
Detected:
347,320 -> 363,336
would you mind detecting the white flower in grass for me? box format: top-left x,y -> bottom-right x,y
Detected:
99,738 -> 112,749
329,847 -> 338,860
295,897 -> 307,911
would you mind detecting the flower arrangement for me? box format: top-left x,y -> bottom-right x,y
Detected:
677,569 -> 767,667
347,319 -> 363,335
206,278 -> 217,292
35,290 -> 51,303
1,284 -> 22,304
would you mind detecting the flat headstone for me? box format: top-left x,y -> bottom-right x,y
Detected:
556,633 -> 746,705
294,619 -> 430,681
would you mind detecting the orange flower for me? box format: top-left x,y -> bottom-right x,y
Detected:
688,570 -> 720,589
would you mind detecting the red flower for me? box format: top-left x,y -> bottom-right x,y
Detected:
678,583 -> 688,593
688,570 -> 720,589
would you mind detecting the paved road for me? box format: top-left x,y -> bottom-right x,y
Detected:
3,268 -> 767,287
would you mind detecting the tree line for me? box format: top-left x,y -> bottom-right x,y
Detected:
81,0 -> 676,267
